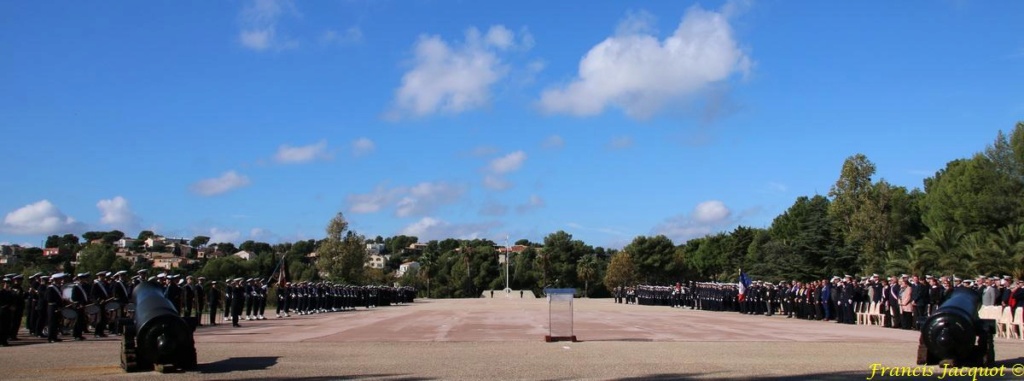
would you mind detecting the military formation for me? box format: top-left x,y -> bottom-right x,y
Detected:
0,269 -> 416,345
622,274 -> 1024,331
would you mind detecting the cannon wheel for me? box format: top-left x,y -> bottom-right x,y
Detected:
120,321 -> 141,373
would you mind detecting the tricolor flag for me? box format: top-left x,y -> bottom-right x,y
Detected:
738,270 -> 751,295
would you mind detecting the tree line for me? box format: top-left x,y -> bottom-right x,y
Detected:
4,122 -> 1022,297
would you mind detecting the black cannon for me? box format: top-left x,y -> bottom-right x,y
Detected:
916,288 -> 996,367
120,281 -> 198,373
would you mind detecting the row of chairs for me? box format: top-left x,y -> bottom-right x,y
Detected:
979,305 -> 1024,340
855,302 -> 886,326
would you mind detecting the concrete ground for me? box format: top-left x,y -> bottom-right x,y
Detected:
2,297 -> 1023,380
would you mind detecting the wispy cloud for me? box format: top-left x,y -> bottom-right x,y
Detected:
348,182 -> 466,217
515,195 -> 545,214
321,26 -> 363,46
766,182 -> 788,193
538,4 -> 751,120
483,150 -> 527,190
190,171 -> 251,196
274,140 -> 331,164
387,25 -> 534,119
542,135 -> 565,150
238,0 -> 299,52
399,217 -> 502,240
351,137 -> 376,157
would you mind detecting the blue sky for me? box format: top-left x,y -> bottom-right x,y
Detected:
1,1 -> 1022,249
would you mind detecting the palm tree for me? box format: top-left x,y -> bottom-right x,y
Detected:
914,225 -> 965,275
991,224 -> 1024,274
576,254 -> 599,297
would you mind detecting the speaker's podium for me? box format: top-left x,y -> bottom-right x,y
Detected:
544,288 -> 577,342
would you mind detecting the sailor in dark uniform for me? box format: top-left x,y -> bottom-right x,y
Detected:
223,278 -> 233,322
8,274 -> 25,341
230,278 -> 245,327
195,277 -> 206,325
256,279 -> 267,320
0,276 -> 12,346
163,275 -> 182,314
89,271 -> 110,337
276,281 -> 290,318
44,273 -> 65,342
70,272 -> 91,340
183,276 -> 196,318
111,271 -> 130,335
25,273 -> 41,337
207,280 -> 220,326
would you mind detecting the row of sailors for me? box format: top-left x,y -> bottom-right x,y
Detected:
0,269 -> 417,343
216,279 -> 416,327
624,274 -> 1024,331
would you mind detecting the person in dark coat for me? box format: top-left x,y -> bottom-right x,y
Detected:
195,277 -> 206,325
183,276 -> 196,318
230,278 -> 245,327
89,272 -> 111,337
207,281 -> 220,326
8,274 -> 25,341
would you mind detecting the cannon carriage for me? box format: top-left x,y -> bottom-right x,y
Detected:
119,281 -> 198,373
916,288 -> 996,367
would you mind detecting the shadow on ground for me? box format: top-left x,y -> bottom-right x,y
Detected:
201,357 -> 280,373
229,375 -> 434,381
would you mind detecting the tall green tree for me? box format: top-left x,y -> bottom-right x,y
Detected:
829,153 -> 877,239
922,154 -> 1023,234
623,235 -> 676,283
315,212 -> 367,284
604,252 -> 637,290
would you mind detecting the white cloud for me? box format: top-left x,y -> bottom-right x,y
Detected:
388,25 -> 532,118
348,182 -> 466,217
482,175 -> 512,191
348,185 -> 403,214
322,26 -> 363,46
249,227 -> 278,242
608,136 -> 634,150
395,182 -> 466,217
399,217 -> 501,241
238,0 -> 299,52
351,138 -> 376,157
542,135 -> 565,149
488,151 -> 527,174
538,4 -> 751,119
1,200 -> 84,235
274,140 -> 331,164
515,195 -> 545,214
208,227 -> 242,244
481,150 -> 527,191
97,196 -> 140,230
190,171 -> 251,196
653,200 -> 736,243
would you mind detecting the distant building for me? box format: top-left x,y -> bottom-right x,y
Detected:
366,243 -> 385,255
152,254 -> 190,270
43,248 -> 60,257
234,250 -> 253,261
115,238 -> 136,249
495,245 -> 529,264
366,253 -> 390,269
396,261 -> 420,278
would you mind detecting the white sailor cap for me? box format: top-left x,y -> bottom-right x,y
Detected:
157,273 -> 167,278
51,272 -> 66,280
114,270 -> 128,277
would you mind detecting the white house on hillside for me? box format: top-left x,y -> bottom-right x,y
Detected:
234,250 -> 253,261
396,261 -> 420,278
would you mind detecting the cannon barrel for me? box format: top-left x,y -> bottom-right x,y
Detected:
121,281 -> 197,373
917,288 -> 995,366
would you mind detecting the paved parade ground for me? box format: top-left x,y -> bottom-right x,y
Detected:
3,297 -> 1024,380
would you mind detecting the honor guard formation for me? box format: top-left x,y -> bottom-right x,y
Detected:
0,269 -> 416,345
616,274 -> 1024,332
